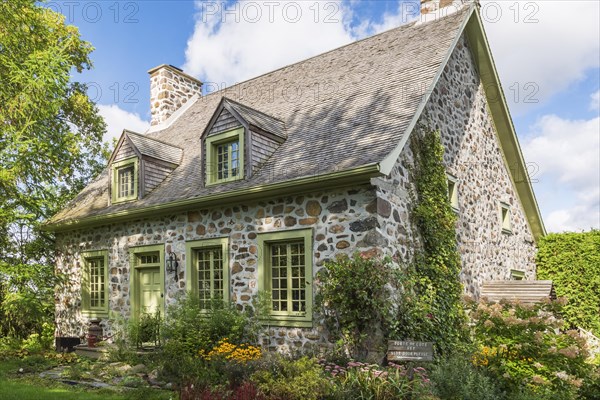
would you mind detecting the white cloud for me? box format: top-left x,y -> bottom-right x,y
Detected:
182,0 -> 426,87
481,0 -> 600,114
591,90 -> 600,111
522,109 -> 600,232
97,104 -> 149,145
183,1 -> 357,86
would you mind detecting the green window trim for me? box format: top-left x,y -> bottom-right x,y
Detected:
510,269 -> 525,280
447,174 -> 459,212
500,202 -> 512,234
257,228 -> 313,328
111,156 -> 139,204
81,250 -> 109,318
205,127 -> 245,185
129,244 -> 165,320
185,237 -> 230,308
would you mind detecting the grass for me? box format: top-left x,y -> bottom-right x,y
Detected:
0,356 -> 174,400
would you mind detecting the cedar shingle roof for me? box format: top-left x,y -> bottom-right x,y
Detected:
49,7 -> 472,226
223,98 -> 287,140
125,131 -> 182,165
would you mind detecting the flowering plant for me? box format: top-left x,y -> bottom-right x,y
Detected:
199,338 -> 262,364
470,298 -> 591,399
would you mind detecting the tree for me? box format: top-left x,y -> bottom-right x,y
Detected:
0,0 -> 108,338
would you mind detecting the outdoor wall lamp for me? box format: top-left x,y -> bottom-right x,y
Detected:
166,251 -> 179,281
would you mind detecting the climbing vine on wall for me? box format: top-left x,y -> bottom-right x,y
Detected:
315,124 -> 468,357
391,124 -> 467,355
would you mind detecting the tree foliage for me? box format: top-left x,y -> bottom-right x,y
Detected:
536,230 -> 600,335
0,0 -> 108,338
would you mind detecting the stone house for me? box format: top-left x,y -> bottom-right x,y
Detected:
47,1 -> 545,350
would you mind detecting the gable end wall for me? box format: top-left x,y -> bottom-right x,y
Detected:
208,108 -> 241,136
374,34 -> 537,296
114,139 -> 135,161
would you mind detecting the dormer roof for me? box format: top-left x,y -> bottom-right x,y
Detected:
108,130 -> 183,166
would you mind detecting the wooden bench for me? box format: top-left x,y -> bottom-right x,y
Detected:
480,280 -> 556,305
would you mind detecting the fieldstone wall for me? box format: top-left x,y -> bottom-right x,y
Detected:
55,185 -> 382,352
148,65 -> 202,126
373,33 -> 537,297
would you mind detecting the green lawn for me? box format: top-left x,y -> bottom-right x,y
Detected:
0,357 -> 172,400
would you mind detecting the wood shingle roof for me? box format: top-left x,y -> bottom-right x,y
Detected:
49,7 -> 472,226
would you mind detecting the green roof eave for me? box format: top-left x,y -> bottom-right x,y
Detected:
464,9 -> 546,242
44,163 -> 382,232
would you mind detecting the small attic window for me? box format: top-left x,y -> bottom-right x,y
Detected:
447,174 -> 459,212
112,157 -> 139,203
500,202 -> 512,234
206,127 -> 244,185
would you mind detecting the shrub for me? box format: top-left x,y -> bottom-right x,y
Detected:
161,295 -> 252,356
250,356 -> 333,400
157,294 -> 260,391
536,230 -> 600,334
430,354 -> 501,400
316,254 -> 395,359
129,312 -> 161,348
326,361 -> 432,400
470,299 -> 592,399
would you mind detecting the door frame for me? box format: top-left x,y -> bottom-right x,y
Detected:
129,244 -> 165,320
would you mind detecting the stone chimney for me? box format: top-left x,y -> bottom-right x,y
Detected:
148,64 -> 202,126
420,0 -> 473,20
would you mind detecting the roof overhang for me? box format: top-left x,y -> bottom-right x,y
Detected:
44,164 -> 381,232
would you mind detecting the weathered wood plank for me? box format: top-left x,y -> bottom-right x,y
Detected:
480,280 -> 555,304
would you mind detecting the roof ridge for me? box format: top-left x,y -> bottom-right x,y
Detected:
126,129 -> 183,150
223,97 -> 284,122
196,12 -> 470,101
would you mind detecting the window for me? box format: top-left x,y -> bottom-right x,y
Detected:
185,238 -> 230,308
81,250 -> 109,317
111,157 -> 139,203
258,229 -> 313,327
447,174 -> 459,211
510,269 -> 525,280
129,245 -> 165,319
500,202 -> 512,234
206,127 -> 244,185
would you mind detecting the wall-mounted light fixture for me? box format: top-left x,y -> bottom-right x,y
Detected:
166,251 -> 179,281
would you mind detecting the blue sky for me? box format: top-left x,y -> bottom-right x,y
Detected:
48,0 -> 599,233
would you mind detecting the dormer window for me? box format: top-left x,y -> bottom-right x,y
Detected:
118,165 -> 135,197
112,157 -> 139,203
206,127 -> 245,185
107,130 -> 182,205
202,98 -> 286,187
217,139 -> 239,179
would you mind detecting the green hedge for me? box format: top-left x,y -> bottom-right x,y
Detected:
536,230 -> 600,334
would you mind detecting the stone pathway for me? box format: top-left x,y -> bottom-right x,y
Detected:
38,363 -> 172,391
39,366 -> 119,390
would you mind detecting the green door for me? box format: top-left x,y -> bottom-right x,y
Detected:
138,267 -> 161,316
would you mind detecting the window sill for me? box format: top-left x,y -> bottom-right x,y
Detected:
205,176 -> 244,187
260,316 -> 313,328
82,311 -> 109,319
112,196 -> 137,205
